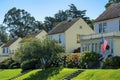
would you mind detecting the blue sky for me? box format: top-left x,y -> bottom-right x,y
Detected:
0,0 -> 108,24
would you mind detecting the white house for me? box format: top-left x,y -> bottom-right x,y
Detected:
80,3 -> 120,57
48,18 -> 94,53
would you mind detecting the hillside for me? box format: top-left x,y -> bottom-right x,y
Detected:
72,69 -> 120,80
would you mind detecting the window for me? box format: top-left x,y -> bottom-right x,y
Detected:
119,20 -> 120,31
77,34 -> 80,43
99,24 -> 102,33
103,23 -> 107,32
59,35 -> 61,43
99,23 -> 107,33
3,48 -> 5,54
80,26 -> 82,29
111,41 -> 113,53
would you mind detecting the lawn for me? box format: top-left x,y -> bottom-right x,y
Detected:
16,67 -> 78,80
0,69 -> 21,80
72,69 -> 120,80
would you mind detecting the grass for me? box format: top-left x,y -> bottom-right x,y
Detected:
72,69 -> 120,80
16,67 -> 78,80
0,69 -> 21,80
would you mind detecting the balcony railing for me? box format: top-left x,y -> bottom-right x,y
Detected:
80,31 -> 120,40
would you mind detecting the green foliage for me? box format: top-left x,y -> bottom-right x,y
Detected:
9,62 -> 20,69
103,56 -> 120,69
65,53 -> 81,68
80,51 -> 100,69
0,58 -> 20,69
0,24 -> 8,43
3,7 -> 36,38
21,59 -> 39,71
15,39 -> 64,69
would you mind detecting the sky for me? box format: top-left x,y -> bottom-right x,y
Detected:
0,0 -> 108,24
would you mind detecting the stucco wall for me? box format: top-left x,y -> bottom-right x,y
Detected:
36,30 -> 47,40
9,38 -> 22,54
65,18 -> 94,52
113,37 -> 120,56
94,18 -> 120,33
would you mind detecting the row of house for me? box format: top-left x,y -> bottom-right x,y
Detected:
0,30 -> 47,62
0,2 -> 120,62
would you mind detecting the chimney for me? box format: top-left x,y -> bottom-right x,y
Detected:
67,16 -> 72,22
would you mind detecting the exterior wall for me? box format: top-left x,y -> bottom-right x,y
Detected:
113,37 -> 120,56
9,38 -> 22,56
80,37 -> 114,57
35,30 -> 47,40
94,18 -> 120,33
49,33 -> 66,48
65,18 -> 94,52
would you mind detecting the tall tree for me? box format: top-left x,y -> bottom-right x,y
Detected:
0,24 -> 8,44
105,0 -> 120,8
44,16 -> 56,32
54,10 -> 67,22
3,7 -> 36,38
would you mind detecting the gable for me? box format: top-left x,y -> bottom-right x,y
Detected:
2,38 -> 20,47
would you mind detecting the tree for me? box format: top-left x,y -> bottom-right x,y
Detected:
54,10 -> 67,22
105,0 -> 120,8
14,39 -> 64,69
44,16 -> 57,32
0,24 -> 8,44
3,7 -> 36,38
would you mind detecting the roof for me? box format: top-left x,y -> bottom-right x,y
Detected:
2,38 -> 19,47
95,3 -> 120,22
48,18 -> 80,35
20,30 -> 45,43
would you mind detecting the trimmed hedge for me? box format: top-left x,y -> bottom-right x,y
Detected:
21,59 -> 38,71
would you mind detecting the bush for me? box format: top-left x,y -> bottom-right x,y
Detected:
0,63 -> 8,69
80,51 -> 100,69
9,62 -> 20,69
65,53 -> 81,68
21,59 -> 39,71
0,58 -> 15,69
103,56 -> 120,69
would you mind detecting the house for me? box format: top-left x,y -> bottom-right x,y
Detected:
0,38 -> 22,62
20,29 -> 47,44
48,18 -> 94,53
80,3 -> 120,57
2,38 -> 22,55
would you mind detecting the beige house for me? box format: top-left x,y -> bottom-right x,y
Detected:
20,29 -> 47,43
0,38 -> 22,62
80,3 -> 120,57
48,18 -> 94,53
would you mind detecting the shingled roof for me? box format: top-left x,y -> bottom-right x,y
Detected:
2,38 -> 19,47
48,18 -> 80,35
20,30 -> 45,43
95,2 -> 120,22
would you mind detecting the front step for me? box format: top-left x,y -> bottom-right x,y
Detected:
64,70 -> 84,80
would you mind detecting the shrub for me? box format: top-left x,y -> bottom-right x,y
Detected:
0,58 -> 15,69
65,53 -> 81,68
103,56 -> 120,69
9,62 -> 20,69
21,59 -> 39,71
80,51 -> 100,69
